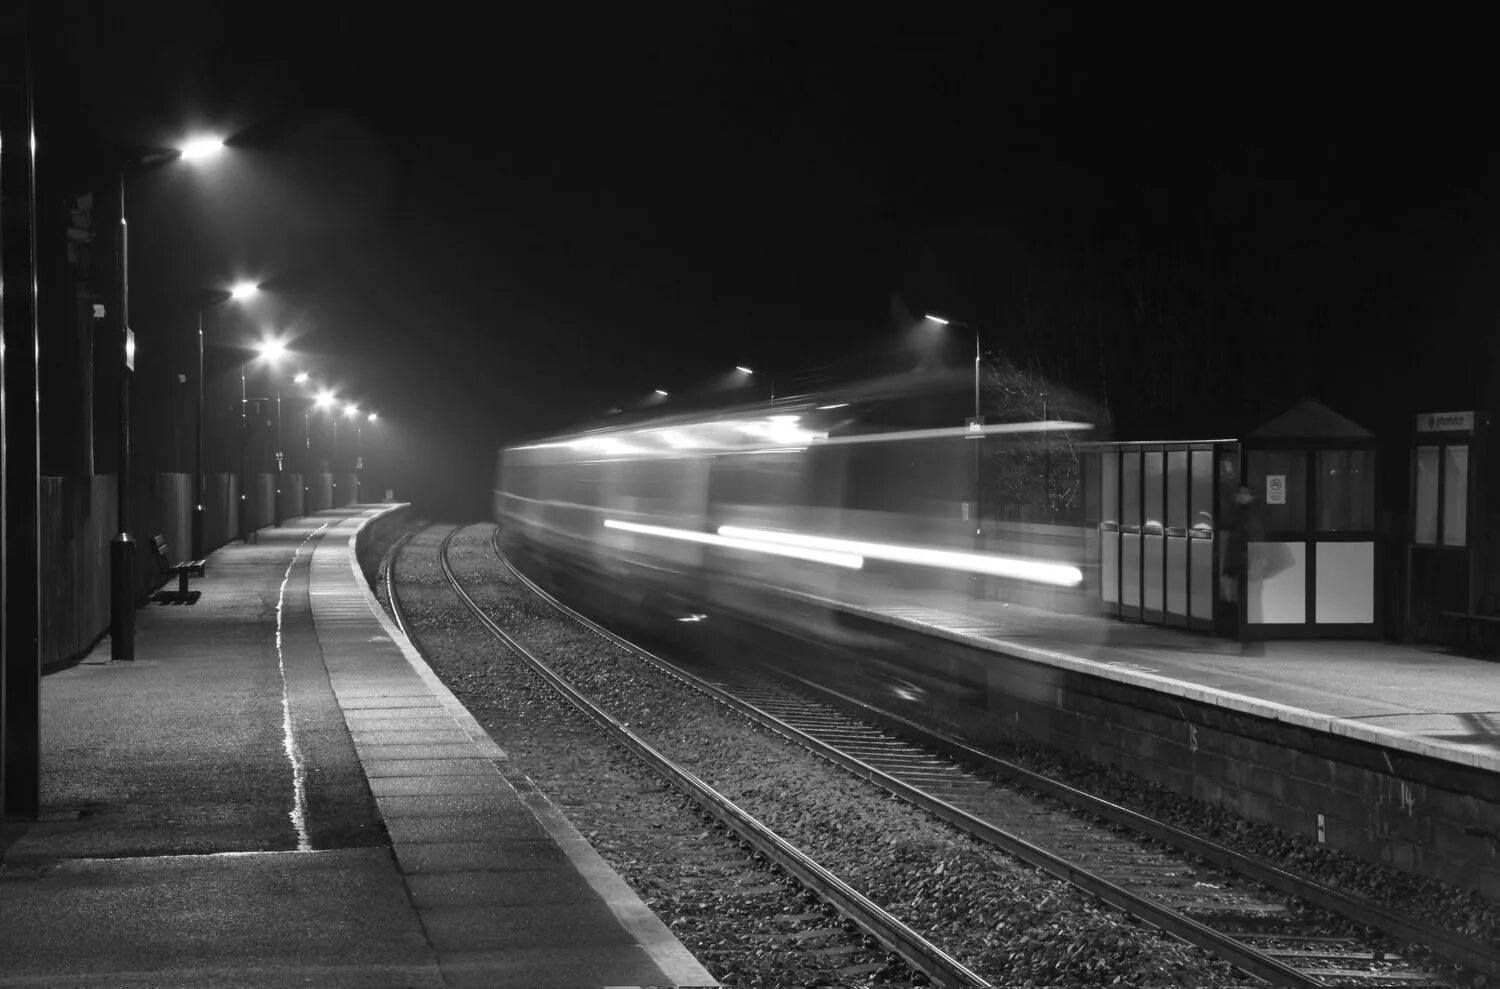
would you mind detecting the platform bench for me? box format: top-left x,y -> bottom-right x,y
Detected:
152,535 -> 206,600
1442,610 -> 1500,657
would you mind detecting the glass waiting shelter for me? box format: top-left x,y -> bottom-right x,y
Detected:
1406,410 -> 1489,642
1237,401 -> 1380,638
1092,438 -> 1238,631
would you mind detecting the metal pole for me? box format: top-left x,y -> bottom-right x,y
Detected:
109,168 -> 136,660
972,330 -> 982,599
332,417 -> 339,506
355,423 -> 362,503
192,305 -> 204,558
272,385 -> 283,526
239,360 -> 249,542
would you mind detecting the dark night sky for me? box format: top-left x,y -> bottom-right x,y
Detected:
29,4 -> 1500,516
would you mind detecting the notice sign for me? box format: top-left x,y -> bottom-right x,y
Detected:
1416,411 -> 1474,433
1266,475 -> 1286,504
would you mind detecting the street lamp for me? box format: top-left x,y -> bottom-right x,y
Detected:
240,335 -> 289,541
312,389 -> 338,509
193,280 -> 259,559
110,134 -> 227,662
926,313 -> 984,599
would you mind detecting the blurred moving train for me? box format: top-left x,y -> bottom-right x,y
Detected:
494,369 -> 1105,646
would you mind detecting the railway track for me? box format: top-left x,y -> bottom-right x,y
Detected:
390,525 -> 987,988
488,532 -> 1491,989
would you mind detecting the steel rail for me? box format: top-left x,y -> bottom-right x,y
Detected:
382,527 -> 420,640
767,663 -> 1500,983
492,534 -> 1332,988
433,526 -> 991,989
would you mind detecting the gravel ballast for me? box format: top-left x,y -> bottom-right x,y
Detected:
427,525 -> 1252,988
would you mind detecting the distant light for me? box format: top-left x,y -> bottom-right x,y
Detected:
179,136 -> 226,161
654,389 -> 668,397
293,371 -> 310,384
256,338 -> 287,363
817,403 -> 849,410
229,281 -> 259,301
605,519 -> 863,569
735,366 -> 754,374
344,403 -> 360,419
676,614 -> 708,623
924,313 -> 950,325
717,525 -> 1083,586
367,412 -> 379,422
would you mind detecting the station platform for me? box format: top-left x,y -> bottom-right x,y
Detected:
777,576 -> 1500,900
815,578 -> 1500,774
0,506 -> 716,988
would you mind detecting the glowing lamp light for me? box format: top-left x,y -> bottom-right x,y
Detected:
229,281 -> 259,301
344,403 -> 360,419
924,313 -> 950,325
653,389 -> 669,397
256,338 -> 287,363
367,412 -> 379,422
293,371 -> 310,384
314,390 -> 337,409
179,136 -> 226,161
735,366 -> 754,374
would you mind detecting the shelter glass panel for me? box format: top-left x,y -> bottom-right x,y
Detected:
1317,448 -> 1375,532
1121,449 -> 1141,527
1189,535 -> 1215,621
1190,449 -> 1214,534
1121,532 -> 1141,608
1166,450 -> 1188,530
1248,541 -> 1306,624
1315,542 -> 1374,623
1101,450 -> 1119,525
1166,536 -> 1187,619
1443,444 -> 1468,547
1143,451 -> 1164,529
1246,449 -> 1307,534
1414,445 -> 1439,545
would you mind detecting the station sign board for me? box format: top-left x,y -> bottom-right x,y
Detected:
1415,411 -> 1474,434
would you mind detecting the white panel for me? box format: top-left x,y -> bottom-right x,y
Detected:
1315,542 -> 1374,624
1249,541 -> 1305,624
1121,532 -> 1141,608
1165,536 -> 1188,620
1101,529 -> 1119,604
1189,535 -> 1215,621
1144,533 -> 1165,613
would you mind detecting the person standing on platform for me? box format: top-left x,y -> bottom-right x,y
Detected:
1222,485 -> 1267,655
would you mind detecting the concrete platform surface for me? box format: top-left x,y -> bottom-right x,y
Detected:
1,506 -> 716,989
810,578 -> 1500,773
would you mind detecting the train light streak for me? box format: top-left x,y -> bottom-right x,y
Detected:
604,519 -> 864,569
716,525 -> 1084,586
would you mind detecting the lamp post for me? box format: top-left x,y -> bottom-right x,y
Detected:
343,403 -> 361,505
241,336 -> 288,542
109,135 -> 225,662
926,313 -> 984,599
365,412 -> 378,500
193,281 -> 258,559
312,388 -> 338,510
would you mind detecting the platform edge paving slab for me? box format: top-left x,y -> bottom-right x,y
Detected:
316,507 -> 719,988
786,585 -> 1500,774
